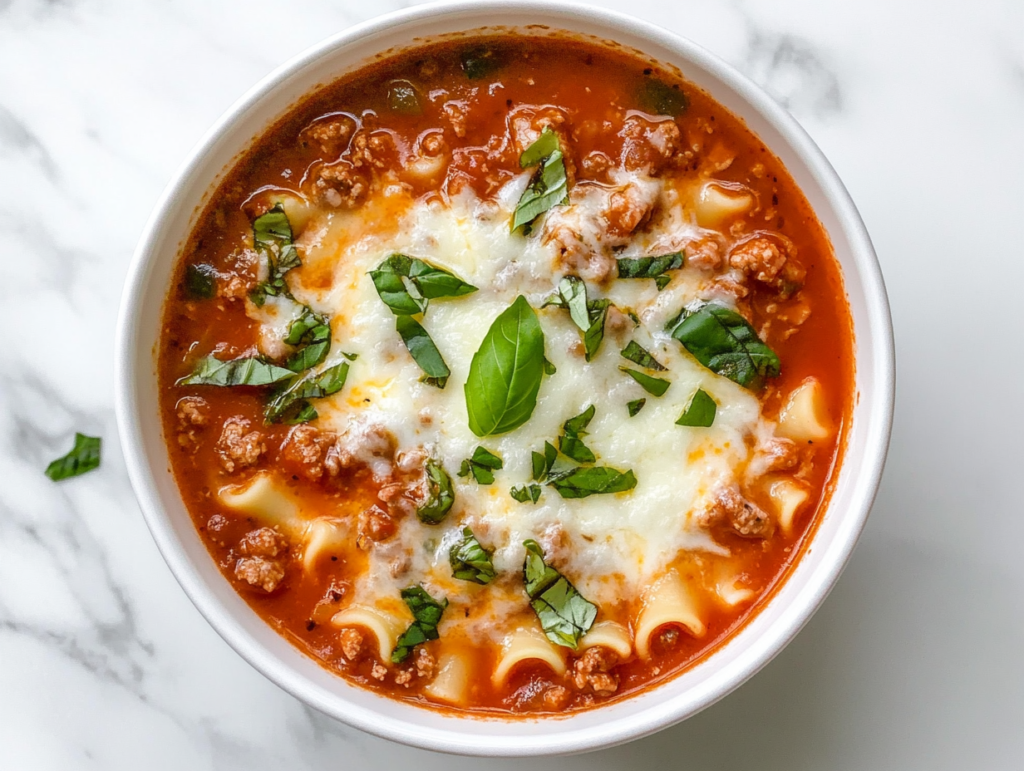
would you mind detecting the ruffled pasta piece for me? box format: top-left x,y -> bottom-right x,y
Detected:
301,518 -> 348,572
330,605 -> 405,662
492,626 -> 567,686
635,570 -> 706,660
778,377 -> 832,443
579,620 -> 633,660
217,473 -> 303,535
423,652 -> 471,705
767,478 -> 810,536
694,181 -> 753,228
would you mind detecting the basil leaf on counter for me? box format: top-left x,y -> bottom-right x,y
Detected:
620,340 -> 667,371
547,276 -> 610,362
510,484 -> 543,504
449,528 -> 496,584
465,296 -> 546,437
676,388 -> 717,428
627,398 -> 647,417
670,302 -> 780,389
547,466 -> 637,499
461,46 -> 502,80
45,433 -> 101,481
185,263 -> 217,299
178,355 -> 295,387
395,315 -> 451,389
391,586 -> 448,664
457,446 -> 503,485
512,127 -> 568,232
558,405 -> 597,464
620,367 -> 671,397
417,459 -> 455,524
370,253 -> 477,316
264,361 -> 350,423
637,77 -> 689,117
284,306 -> 332,372
616,252 -> 683,290
532,441 -> 558,481
250,204 -> 300,307
522,540 -> 597,649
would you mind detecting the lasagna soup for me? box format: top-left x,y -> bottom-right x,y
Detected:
160,34 -> 853,715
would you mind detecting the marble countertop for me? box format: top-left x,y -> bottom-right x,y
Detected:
2,0 -> 1022,767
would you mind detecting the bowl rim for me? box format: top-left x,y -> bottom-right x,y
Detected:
114,0 -> 895,756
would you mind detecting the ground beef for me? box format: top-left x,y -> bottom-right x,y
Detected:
280,425 -> 333,480
443,101 -> 468,138
234,557 -> 285,592
395,669 -> 413,686
414,648 -> 436,679
370,662 -> 387,681
232,527 -> 288,592
756,437 -> 801,474
571,647 -> 620,696
541,685 -> 571,710
356,504 -> 397,545
684,236 -> 724,272
325,421 -> 397,481
729,235 -> 789,284
349,130 -> 397,171
701,485 -> 776,539
237,527 -> 287,558
175,396 -> 208,449
217,249 -> 260,300
544,222 -> 617,284
339,628 -> 365,661
603,183 -> 655,238
313,161 -> 368,209
508,104 -> 570,154
215,417 -> 265,473
620,115 -> 681,174
305,116 -> 356,157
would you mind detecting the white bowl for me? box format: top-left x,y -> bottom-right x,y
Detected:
114,0 -> 894,756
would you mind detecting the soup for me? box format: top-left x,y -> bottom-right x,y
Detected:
158,34 -> 853,715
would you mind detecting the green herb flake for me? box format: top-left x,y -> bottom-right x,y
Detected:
249,204 -> 300,307
369,253 -> 477,317
532,441 -> 558,482
284,306 -> 332,372
620,367 -> 671,397
670,302 -> 781,389
547,276 -> 611,362
457,446 -> 503,485
177,355 -> 295,387
465,296 -> 546,437
616,252 -> 683,290
391,586 -> 448,664
449,528 -> 497,584
395,315 -> 450,389
185,263 -> 217,299
676,388 -> 717,427
522,540 -> 597,649
620,340 -> 667,371
512,127 -> 569,232
637,77 -> 689,117
627,398 -> 647,417
264,361 -> 350,423
386,80 -> 422,115
461,46 -> 502,80
547,466 -> 637,499
510,484 -> 543,504
417,459 -> 455,524
45,433 -> 101,481
558,405 -> 597,464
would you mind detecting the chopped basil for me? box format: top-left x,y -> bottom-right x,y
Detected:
616,252 -> 683,290
464,296 -> 546,437
627,398 -> 647,417
370,253 -> 477,317
542,357 -> 557,376
546,276 -> 610,362
620,367 -> 671,397
620,340 -> 667,371
185,262 -> 217,299
449,528 -> 496,584
547,466 -> 637,499
391,586 -> 448,664
637,77 -> 689,117
510,484 -> 542,504
45,433 -> 101,481
386,80 -> 422,114
457,446 -> 503,485
522,540 -> 597,649
676,388 -> 717,427
284,306 -> 331,372
532,441 -> 558,481
417,459 -> 455,524
512,127 -> 569,232
558,405 -> 597,464
250,204 -> 300,307
177,355 -> 295,387
670,302 -> 781,389
264,361 -> 350,423
395,315 -> 450,389
461,46 -> 501,80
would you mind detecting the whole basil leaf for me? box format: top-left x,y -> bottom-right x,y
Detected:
449,528 -> 496,584
465,296 -> 546,437
616,252 -> 683,290
512,127 -> 568,232
395,315 -> 451,389
522,540 -> 597,649
177,355 -> 295,387
670,302 -> 780,389
391,586 -> 448,664
676,388 -> 717,427
620,367 -> 671,397
417,459 -> 455,524
547,466 -> 637,499
620,340 -> 667,371
265,361 -> 350,423
45,433 -> 101,481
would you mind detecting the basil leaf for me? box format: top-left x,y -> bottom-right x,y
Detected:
417,459 -> 455,524
284,306 -> 331,372
178,355 -> 295,387
583,300 -> 610,362
185,263 -> 217,299
620,367 -> 671,397
637,77 -> 688,117
522,540 -> 597,649
512,127 -> 568,232
676,388 -> 717,427
284,403 -> 319,425
465,296 -> 545,437
387,80 -> 422,115
457,446 -> 503,485
370,253 -> 477,316
395,315 -> 450,389
532,441 -> 558,481
547,466 -> 637,499
250,204 -> 300,307
449,528 -> 496,584
391,586 -> 448,664
510,484 -> 542,504
548,277 -> 610,362
627,398 -> 646,417
620,340 -> 667,371
45,433 -> 101,481
542,357 -> 557,376
265,361 -> 350,423
670,303 -> 781,389
616,252 -> 683,290
461,46 -> 501,80
558,405 -> 597,464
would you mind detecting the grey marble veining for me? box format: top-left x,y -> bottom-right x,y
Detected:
2,0 -> 1023,768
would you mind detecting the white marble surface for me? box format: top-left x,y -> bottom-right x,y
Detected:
1,0 -> 1022,767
